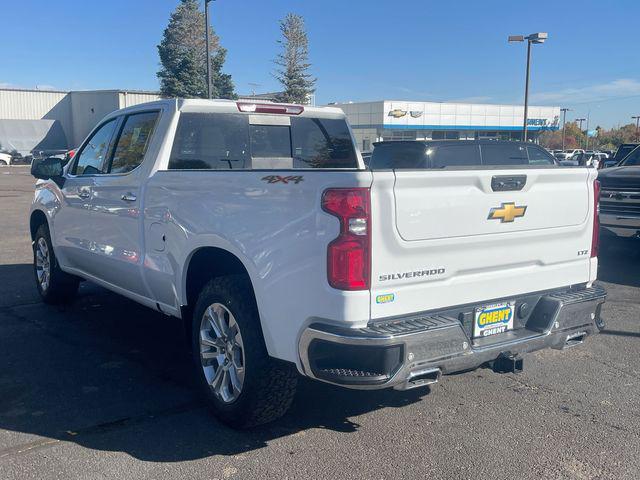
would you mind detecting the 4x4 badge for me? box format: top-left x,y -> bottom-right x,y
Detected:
261,175 -> 304,184
488,202 -> 527,223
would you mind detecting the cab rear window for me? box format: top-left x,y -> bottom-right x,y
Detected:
168,113 -> 358,170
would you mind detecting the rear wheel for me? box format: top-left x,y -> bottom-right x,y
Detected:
192,275 -> 298,428
33,224 -> 79,304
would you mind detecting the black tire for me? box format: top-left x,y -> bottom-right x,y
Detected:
33,223 -> 79,304
191,275 -> 298,429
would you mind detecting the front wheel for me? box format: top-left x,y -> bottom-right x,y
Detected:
192,276 -> 298,428
33,223 -> 79,304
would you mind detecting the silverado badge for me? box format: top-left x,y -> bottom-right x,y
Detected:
488,202 -> 527,223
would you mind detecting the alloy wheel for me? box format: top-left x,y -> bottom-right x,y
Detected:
35,237 -> 51,292
199,302 -> 246,403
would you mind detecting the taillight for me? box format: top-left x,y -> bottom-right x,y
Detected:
591,179 -> 600,258
322,188 -> 371,290
236,102 -> 304,115
67,149 -> 76,159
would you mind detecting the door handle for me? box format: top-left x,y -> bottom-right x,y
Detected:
121,193 -> 137,202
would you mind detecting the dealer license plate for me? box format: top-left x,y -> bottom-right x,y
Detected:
474,301 -> 515,338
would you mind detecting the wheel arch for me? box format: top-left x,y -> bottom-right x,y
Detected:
30,209 -> 49,241
181,246 -> 266,347
183,246 -> 256,306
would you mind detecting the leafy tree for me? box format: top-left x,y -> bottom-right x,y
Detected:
157,0 -> 235,99
273,13 -> 316,104
540,121 -> 640,151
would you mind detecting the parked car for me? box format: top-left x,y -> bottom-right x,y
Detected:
593,152 -> 610,169
555,149 -> 585,161
29,100 -> 606,428
603,143 -> 639,168
598,144 -> 640,245
0,152 -> 11,165
569,152 -> 607,168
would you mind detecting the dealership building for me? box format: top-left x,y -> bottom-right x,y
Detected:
0,88 -> 560,158
0,88 -> 160,156
332,100 -> 561,152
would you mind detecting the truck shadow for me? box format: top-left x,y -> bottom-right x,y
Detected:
0,263 -> 428,462
597,241 -> 640,288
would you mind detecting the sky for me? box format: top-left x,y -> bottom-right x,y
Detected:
1,0 -> 639,129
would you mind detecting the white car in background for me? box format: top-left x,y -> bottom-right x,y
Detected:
0,152 -> 12,165
554,149 -> 585,161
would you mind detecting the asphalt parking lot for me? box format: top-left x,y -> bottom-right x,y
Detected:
0,165 -> 639,480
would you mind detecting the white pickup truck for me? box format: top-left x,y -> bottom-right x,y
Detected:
30,99 -> 606,428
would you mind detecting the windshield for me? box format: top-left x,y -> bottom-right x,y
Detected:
620,146 -> 640,166
614,145 -> 637,162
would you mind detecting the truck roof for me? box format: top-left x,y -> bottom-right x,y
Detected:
373,140 -> 540,148
113,98 -> 345,118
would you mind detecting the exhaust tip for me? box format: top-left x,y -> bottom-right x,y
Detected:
563,331 -> 587,349
396,368 -> 441,390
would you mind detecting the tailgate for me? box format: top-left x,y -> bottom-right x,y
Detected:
369,168 -> 597,319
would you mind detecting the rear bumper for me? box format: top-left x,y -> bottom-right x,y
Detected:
298,285 -> 606,390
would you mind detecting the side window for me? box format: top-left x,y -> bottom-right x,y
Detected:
169,113 -> 249,170
429,144 -> 481,168
72,120 -> 117,175
481,144 -> 528,166
526,146 -> 555,165
109,112 -> 159,174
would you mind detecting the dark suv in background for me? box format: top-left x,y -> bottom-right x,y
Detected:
369,140 -> 556,169
603,143 -> 638,168
598,145 -> 640,244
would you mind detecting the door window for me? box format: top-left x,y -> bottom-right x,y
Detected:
72,120 -> 117,175
109,112 -> 160,174
526,146 -> 555,165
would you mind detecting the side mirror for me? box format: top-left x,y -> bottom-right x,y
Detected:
31,157 -> 66,186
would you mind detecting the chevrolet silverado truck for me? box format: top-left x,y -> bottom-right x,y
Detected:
29,99 -> 606,428
598,144 -> 640,243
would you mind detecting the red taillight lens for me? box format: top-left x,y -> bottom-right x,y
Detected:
322,188 -> 370,290
591,179 -> 600,258
236,102 -> 304,115
67,149 -> 76,159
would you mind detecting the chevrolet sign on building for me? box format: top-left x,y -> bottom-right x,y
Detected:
331,100 -> 561,152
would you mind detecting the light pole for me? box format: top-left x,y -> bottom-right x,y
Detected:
575,117 -> 586,149
204,0 -> 215,99
509,32 -> 548,142
585,110 -> 591,150
633,115 -> 640,142
560,107 -> 570,151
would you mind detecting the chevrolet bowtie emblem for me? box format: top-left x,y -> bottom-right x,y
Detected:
488,202 -> 527,223
388,109 -> 407,118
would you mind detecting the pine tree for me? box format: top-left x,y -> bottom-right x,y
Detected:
273,14 -> 316,104
157,0 -> 235,99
